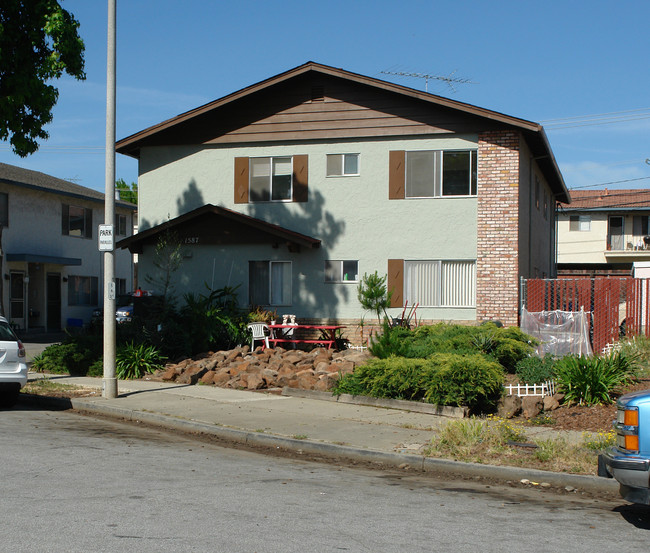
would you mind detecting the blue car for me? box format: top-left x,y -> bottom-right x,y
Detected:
598,389 -> 650,504
115,305 -> 133,324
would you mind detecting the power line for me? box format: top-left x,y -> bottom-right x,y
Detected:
568,176 -> 650,190
540,107 -> 650,124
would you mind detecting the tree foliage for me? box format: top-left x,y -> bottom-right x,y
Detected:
0,1 -> 85,156
116,178 -> 138,204
357,271 -> 392,325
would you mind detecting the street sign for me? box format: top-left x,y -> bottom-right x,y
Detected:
98,224 -> 114,251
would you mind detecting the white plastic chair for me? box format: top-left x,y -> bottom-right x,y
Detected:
247,323 -> 270,350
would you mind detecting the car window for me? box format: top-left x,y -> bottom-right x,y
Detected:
0,322 -> 16,341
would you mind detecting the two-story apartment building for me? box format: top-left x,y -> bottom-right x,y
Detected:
557,189 -> 650,276
0,163 -> 136,331
116,62 -> 569,328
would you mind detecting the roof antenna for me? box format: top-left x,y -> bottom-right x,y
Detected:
380,68 -> 476,93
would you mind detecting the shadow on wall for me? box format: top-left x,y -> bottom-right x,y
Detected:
138,179 -> 349,318
247,188 -> 347,319
140,178 -> 206,231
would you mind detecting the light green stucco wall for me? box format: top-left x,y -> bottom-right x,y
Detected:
137,136 -> 479,321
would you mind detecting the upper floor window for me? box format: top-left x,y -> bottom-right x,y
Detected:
115,213 -> 127,236
405,150 -> 477,198
0,193 -> 7,227
62,204 -> 92,238
325,260 -> 359,283
569,215 -> 591,232
250,157 -> 292,202
326,154 -> 359,177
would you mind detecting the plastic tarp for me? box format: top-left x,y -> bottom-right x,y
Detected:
520,308 -> 593,357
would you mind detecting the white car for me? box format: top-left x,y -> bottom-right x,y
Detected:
0,316 -> 28,408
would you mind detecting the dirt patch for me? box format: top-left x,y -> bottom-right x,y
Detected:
517,379 -> 650,433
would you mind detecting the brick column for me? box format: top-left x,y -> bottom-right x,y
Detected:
476,130 -> 520,326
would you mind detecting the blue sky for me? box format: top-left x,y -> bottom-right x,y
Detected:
1,0 -> 649,194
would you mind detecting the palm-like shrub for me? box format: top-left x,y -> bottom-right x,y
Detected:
554,351 -> 639,406
116,342 -> 167,379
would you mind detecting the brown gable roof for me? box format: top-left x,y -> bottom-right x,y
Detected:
559,189 -> 650,211
117,204 -> 321,254
116,61 -> 568,202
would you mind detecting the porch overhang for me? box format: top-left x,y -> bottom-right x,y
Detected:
6,253 -> 82,265
117,204 -> 322,254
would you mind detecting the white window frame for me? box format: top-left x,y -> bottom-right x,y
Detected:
569,214 -> 591,232
249,156 -> 293,203
404,260 -> 476,308
405,149 -> 477,199
326,153 -> 360,177
324,260 -> 359,283
249,261 -> 292,306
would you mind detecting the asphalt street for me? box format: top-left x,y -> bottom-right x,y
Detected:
3,406 -> 650,553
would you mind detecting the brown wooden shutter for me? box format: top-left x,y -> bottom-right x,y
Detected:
293,155 -> 308,202
61,204 -> 69,235
387,259 -> 404,307
389,151 -> 405,200
234,157 -> 249,204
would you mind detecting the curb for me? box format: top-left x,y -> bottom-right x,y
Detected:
19,393 -> 620,496
281,388 -> 467,418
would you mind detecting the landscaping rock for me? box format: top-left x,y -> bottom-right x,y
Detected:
522,396 -> 543,419
543,394 -> 561,411
497,395 -> 522,419
158,345 -> 369,396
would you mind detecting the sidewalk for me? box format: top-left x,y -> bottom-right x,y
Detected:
21,371 -> 620,496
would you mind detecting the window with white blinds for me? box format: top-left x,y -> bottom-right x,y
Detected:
405,260 -> 476,307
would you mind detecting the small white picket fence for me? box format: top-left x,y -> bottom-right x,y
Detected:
504,380 -> 556,398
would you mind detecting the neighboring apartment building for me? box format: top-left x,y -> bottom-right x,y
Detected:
116,62 -> 569,327
557,189 -> 650,276
0,163 -> 136,331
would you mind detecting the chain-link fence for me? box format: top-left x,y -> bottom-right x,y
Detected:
521,277 -> 650,353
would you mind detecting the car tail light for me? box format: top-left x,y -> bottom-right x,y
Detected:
616,406 -> 640,452
17,340 -> 25,358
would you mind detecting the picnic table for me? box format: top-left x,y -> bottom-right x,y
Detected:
267,324 -> 344,349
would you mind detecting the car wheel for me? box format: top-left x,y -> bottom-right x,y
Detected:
0,389 -> 20,409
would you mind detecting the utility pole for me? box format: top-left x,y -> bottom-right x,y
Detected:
103,0 -> 117,398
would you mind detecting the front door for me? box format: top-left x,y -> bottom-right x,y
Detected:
609,216 -> 624,250
47,273 -> 61,331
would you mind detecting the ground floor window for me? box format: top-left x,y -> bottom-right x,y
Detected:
249,261 -> 291,306
325,260 -> 358,283
404,260 -> 475,307
68,275 -> 99,306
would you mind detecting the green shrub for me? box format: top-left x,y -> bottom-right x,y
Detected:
116,342 -> 167,379
333,353 -> 504,413
554,351 -> 639,406
31,340 -> 100,376
422,353 -> 505,413
515,355 -> 557,384
368,322 -> 535,374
